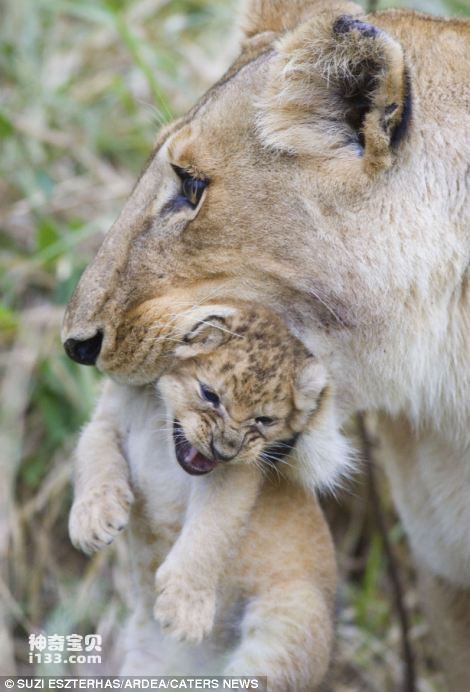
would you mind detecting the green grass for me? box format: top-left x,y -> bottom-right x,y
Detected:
1,0 -> 468,684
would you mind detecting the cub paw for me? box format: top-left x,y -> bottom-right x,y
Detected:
154,563 -> 216,645
69,481 -> 134,555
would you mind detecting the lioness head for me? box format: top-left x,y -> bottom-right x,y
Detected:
63,0 -> 423,403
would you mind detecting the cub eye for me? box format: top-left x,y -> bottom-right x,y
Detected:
255,416 -> 276,426
172,165 -> 207,208
200,384 -> 220,407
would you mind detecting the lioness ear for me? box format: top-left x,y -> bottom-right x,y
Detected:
174,317 -> 230,359
259,13 -> 412,174
240,0 -> 360,37
294,358 -> 328,413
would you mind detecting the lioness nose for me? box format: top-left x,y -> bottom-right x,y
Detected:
64,331 -> 103,366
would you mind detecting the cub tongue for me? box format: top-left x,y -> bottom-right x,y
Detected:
184,446 -> 217,473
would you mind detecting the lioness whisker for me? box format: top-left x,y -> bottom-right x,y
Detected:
308,286 -> 346,328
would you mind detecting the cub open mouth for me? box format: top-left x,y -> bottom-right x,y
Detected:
173,419 -> 218,476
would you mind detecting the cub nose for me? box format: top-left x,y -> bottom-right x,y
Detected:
64,331 -> 103,366
210,439 -> 238,463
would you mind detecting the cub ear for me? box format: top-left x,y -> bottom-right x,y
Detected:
258,13 -> 411,174
293,358 -> 328,414
174,316 -> 231,360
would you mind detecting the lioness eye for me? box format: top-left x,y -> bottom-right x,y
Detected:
255,416 -> 276,426
182,176 -> 206,207
172,165 -> 207,208
200,384 -> 220,407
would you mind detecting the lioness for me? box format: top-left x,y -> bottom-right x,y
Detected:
62,0 -> 470,688
70,306 -> 348,687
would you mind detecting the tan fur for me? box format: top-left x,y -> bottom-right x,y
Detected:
63,0 -> 470,685
376,414 -> 470,691
417,571 -> 470,692
69,306 -> 342,688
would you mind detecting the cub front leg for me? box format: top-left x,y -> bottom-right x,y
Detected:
154,464 -> 262,644
69,380 -> 134,555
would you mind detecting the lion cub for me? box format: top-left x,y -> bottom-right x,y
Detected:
69,305 -> 351,689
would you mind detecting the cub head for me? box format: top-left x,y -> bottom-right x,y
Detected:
158,305 -> 352,490
62,0 -> 413,389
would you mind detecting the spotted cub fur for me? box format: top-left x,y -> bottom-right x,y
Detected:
69,305 -> 351,689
